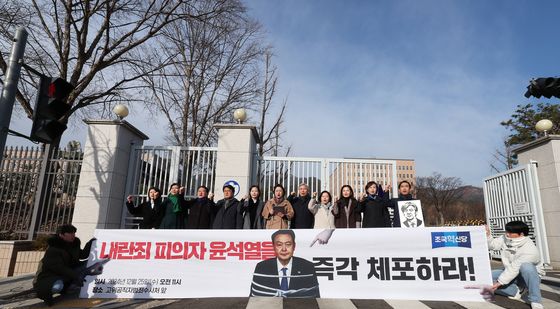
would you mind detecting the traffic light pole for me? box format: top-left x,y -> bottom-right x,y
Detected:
0,27 -> 28,164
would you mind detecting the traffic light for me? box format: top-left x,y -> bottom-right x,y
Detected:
524,77 -> 560,99
30,76 -> 74,143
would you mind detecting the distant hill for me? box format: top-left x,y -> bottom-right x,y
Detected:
457,185 -> 484,203
422,185 -> 485,226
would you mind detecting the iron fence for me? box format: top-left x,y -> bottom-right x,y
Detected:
258,157 -> 398,201
0,146 -> 83,240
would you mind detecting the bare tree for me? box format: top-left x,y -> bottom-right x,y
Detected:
256,48 -> 288,157
416,172 -> 464,226
0,0 -> 227,123
490,138 -> 516,173
138,0 -> 263,146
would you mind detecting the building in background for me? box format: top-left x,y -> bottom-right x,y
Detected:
395,159 -> 416,184
326,158 -> 415,195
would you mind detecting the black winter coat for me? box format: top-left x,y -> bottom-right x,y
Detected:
126,197 -> 163,229
212,198 -> 243,229
33,236 -> 93,301
357,195 -> 391,228
186,198 -> 215,229
288,195 -> 314,229
387,194 -> 414,227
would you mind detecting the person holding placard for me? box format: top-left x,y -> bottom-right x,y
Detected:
262,184 -> 294,229
386,180 -> 414,227
33,225 -> 100,306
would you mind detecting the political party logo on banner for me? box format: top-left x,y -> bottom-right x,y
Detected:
81,227 -> 491,301
431,231 -> 472,249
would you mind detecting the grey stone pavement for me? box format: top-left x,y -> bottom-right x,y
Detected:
0,261 -> 558,309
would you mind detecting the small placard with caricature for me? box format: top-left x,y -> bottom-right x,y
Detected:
398,200 -> 424,228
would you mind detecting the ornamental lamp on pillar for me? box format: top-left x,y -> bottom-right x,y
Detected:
535,119 -> 553,136
233,108 -> 247,124
113,104 -> 129,120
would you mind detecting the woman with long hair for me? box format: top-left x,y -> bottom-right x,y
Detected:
241,185 -> 265,229
332,185 -> 361,228
262,184 -> 294,229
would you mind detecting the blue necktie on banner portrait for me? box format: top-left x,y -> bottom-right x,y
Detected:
280,268 -> 288,291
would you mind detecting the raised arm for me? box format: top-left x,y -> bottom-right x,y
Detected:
308,198 -> 319,214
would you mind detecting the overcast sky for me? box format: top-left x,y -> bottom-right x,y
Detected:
6,0 -> 560,186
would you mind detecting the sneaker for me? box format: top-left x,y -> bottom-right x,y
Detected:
507,288 -> 524,301
43,297 -> 54,307
531,302 -> 544,309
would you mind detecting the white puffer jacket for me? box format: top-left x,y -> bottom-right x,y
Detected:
487,235 -> 545,285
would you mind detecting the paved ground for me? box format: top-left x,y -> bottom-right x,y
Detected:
1,266 -> 559,308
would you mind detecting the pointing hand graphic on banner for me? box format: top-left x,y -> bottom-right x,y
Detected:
310,229 -> 335,247
464,285 -> 495,302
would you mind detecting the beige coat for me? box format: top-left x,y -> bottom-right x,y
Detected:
308,199 -> 336,229
262,198 -> 294,229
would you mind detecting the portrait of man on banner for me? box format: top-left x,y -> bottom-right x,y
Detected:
250,229 -> 320,298
398,200 -> 424,228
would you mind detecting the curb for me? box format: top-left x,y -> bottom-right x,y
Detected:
542,276 -> 560,287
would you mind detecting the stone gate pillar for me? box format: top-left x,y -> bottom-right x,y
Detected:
514,135 -> 560,269
212,124 -> 259,201
72,120 -> 148,240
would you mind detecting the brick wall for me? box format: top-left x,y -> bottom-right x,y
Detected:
13,251 -> 45,276
0,241 -> 34,278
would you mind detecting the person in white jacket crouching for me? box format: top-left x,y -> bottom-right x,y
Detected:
487,221 -> 545,309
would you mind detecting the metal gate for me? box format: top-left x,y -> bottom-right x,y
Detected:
483,162 -> 550,267
123,146 -> 217,228
258,157 -> 398,201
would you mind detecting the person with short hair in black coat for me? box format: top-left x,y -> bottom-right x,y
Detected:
212,184 -> 243,229
186,185 -> 216,229
125,187 -> 163,229
387,180 -> 414,227
288,183 -> 314,229
357,181 -> 391,228
33,224 -> 95,306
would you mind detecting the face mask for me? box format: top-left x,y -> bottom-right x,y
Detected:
505,235 -> 526,247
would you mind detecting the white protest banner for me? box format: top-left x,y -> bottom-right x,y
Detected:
81,226 -> 492,301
